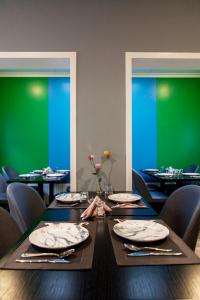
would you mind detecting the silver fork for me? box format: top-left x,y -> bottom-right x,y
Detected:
124,243 -> 172,252
21,248 -> 75,258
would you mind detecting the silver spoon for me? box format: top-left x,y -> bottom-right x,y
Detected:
21,248 -> 75,258
124,243 -> 172,252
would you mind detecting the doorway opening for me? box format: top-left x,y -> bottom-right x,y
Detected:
126,52 -> 200,190
0,52 -> 76,191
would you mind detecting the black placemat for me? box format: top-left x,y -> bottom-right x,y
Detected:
1,221 -> 97,270
48,199 -> 89,209
107,219 -> 200,266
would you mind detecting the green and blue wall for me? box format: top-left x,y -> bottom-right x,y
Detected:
0,77 -> 70,173
132,77 -> 200,170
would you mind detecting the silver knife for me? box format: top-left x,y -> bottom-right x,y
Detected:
128,252 -> 182,257
16,258 -> 71,263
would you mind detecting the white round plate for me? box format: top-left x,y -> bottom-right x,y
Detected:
19,173 -> 38,178
113,220 -> 169,242
46,173 -> 64,177
108,193 -> 141,203
182,173 -> 200,176
55,193 -> 82,203
144,169 -> 159,172
29,222 -> 89,249
155,173 -> 174,176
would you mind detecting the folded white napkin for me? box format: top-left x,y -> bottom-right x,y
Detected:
81,196 -> 112,220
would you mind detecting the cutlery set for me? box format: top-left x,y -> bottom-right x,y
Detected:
16,248 -> 75,264
127,252 -> 182,257
124,243 -> 182,257
16,258 -> 71,264
56,202 -> 79,207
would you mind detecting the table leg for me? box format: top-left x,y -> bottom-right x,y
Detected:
49,183 -> 54,203
37,183 -> 44,199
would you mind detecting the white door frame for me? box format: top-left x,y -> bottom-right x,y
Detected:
0,52 -> 77,191
125,52 -> 200,191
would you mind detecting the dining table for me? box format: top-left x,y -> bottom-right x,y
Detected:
0,192 -> 200,300
7,173 -> 68,203
141,169 -> 200,191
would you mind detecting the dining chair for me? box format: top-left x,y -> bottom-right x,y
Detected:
140,172 -> 160,191
132,169 -> 168,213
0,174 -> 8,207
0,207 -> 21,258
183,164 -> 199,173
160,185 -> 200,251
7,182 -> 46,233
2,166 -> 18,181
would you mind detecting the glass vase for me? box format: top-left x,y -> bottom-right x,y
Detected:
95,175 -> 103,195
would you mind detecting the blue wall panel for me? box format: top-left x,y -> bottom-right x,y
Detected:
48,77 -> 70,170
132,78 -> 157,170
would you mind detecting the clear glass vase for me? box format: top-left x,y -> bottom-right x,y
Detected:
95,175 -> 103,195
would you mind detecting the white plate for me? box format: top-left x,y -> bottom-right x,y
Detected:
113,220 -> 169,242
155,173 -> 174,176
143,169 -> 159,172
29,222 -> 89,249
182,173 -> 200,176
19,173 -> 38,178
108,193 -> 141,203
45,173 -> 64,177
56,169 -> 70,174
55,193 -> 82,203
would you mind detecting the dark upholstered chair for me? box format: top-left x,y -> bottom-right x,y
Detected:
0,175 -> 8,207
2,166 -> 18,181
7,183 -> 46,233
132,169 -> 168,213
0,207 -> 21,258
140,172 -> 160,191
183,164 -> 199,173
160,185 -> 200,250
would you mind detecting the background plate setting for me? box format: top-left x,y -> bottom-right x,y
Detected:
108,193 -> 141,203
55,193 -> 82,203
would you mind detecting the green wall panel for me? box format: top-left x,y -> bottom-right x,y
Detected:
0,78 -> 48,173
157,78 -> 200,169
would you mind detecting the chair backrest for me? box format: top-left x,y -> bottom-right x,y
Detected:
132,169 -> 152,201
0,207 -> 21,258
183,164 -> 199,173
0,174 -> 7,193
2,166 -> 18,180
7,182 -> 46,233
160,185 -> 200,250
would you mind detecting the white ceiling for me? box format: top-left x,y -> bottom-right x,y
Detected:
132,58 -> 200,75
0,58 -> 70,75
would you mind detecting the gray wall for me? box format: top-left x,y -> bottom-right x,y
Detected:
0,0 -> 200,190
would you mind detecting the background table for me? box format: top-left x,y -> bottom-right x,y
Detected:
8,174 -> 68,202
0,207 -> 200,300
141,170 -> 200,191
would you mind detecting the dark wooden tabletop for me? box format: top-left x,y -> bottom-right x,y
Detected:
7,174 -> 67,202
0,207 -> 200,300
